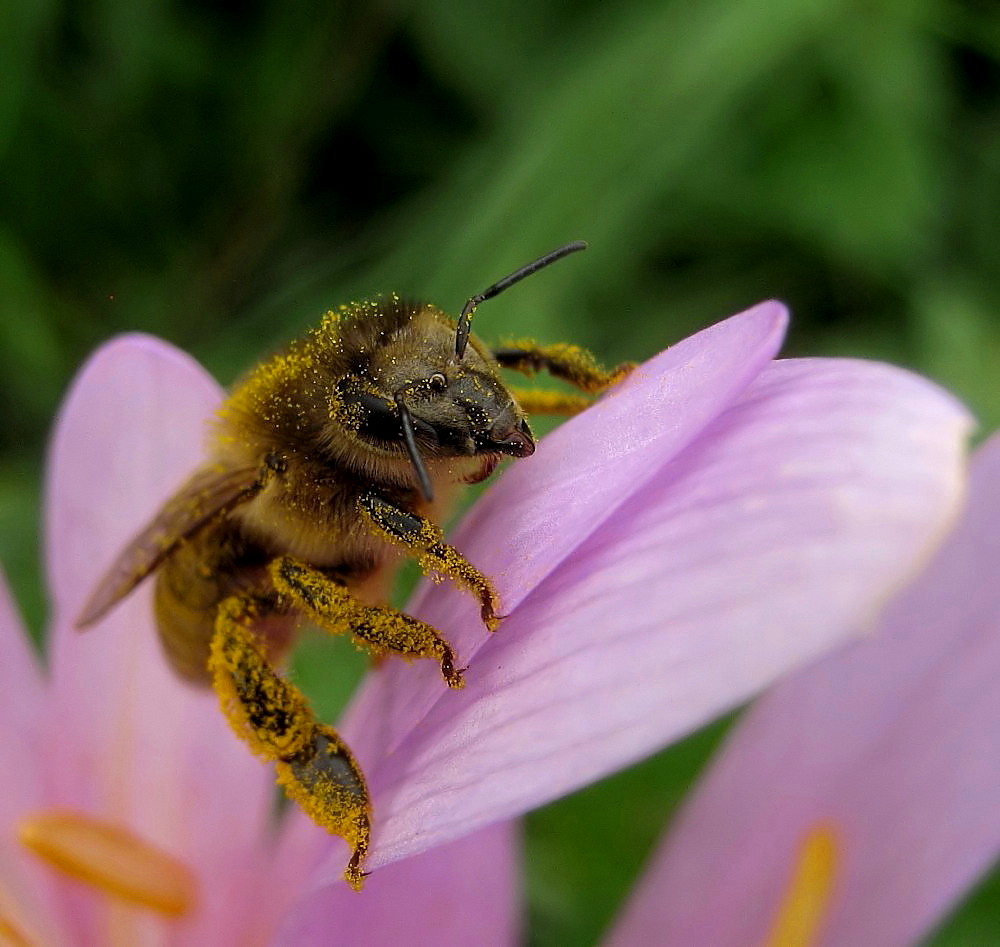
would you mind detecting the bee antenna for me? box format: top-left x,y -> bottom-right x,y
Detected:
455,241 -> 587,359
394,393 -> 434,502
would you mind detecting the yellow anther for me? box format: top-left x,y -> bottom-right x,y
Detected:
18,810 -> 197,918
0,912 -> 33,946
764,822 -> 840,947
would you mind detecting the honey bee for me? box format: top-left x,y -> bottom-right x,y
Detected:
76,242 -> 632,889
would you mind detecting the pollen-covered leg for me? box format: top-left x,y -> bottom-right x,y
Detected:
508,387 -> 593,416
270,557 -> 467,688
492,341 -> 634,393
209,594 -> 371,889
276,725 -> 370,890
358,493 -> 501,630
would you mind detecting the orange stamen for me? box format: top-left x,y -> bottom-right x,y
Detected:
0,912 -> 34,946
764,822 -> 840,947
18,810 -> 197,918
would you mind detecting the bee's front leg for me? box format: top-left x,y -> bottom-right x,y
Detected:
492,342 -> 634,393
506,388 -> 593,416
209,594 -> 370,890
357,493 -> 501,630
269,556 -> 466,689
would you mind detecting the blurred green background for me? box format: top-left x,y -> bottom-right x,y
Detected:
2,0 -> 998,941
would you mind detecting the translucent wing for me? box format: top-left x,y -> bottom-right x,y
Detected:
76,463 -> 266,628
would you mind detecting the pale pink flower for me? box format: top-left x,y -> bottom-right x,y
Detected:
608,432 -> 1000,947
0,301 -> 970,943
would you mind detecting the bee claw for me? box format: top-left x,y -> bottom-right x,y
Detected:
481,602 -> 505,631
443,662 -> 467,689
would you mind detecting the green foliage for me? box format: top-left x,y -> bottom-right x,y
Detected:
524,715 -> 734,945
2,0 -> 999,940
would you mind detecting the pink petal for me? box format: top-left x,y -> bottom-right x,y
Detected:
42,336 -> 284,943
45,333 -> 221,627
458,300 -> 789,616
607,434 -> 1000,947
0,570 -> 71,945
334,353 -> 969,877
0,565 -> 44,757
344,303 -> 788,764
274,822 -> 520,946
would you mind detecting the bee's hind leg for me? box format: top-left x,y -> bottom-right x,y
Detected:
269,555 -> 467,689
208,593 -> 370,890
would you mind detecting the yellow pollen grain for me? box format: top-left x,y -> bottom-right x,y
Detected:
18,810 -> 197,918
764,822 -> 840,947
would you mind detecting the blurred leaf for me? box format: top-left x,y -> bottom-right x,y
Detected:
0,456 -> 44,645
289,627 -> 368,725
738,1 -> 944,277
0,231 -> 71,449
360,0 -> 851,312
526,714 -> 735,946
0,0 -> 53,160
912,278 -> 1000,434
928,861 -> 1000,945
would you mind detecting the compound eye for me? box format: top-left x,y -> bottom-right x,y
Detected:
428,372 -> 448,392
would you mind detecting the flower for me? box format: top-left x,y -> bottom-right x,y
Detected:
1,301 -> 970,942
607,432 -> 1000,946
325,300 -> 971,878
2,340 -> 318,944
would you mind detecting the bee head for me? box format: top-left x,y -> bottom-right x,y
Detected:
331,242 -> 586,501
336,330 -> 534,501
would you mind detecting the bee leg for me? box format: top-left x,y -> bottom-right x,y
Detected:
269,556 -> 467,689
492,342 -> 634,393
209,593 -> 371,890
357,493 -> 501,631
507,387 -> 594,417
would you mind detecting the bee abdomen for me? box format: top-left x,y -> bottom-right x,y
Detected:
152,525 -> 295,684
153,567 -> 223,684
